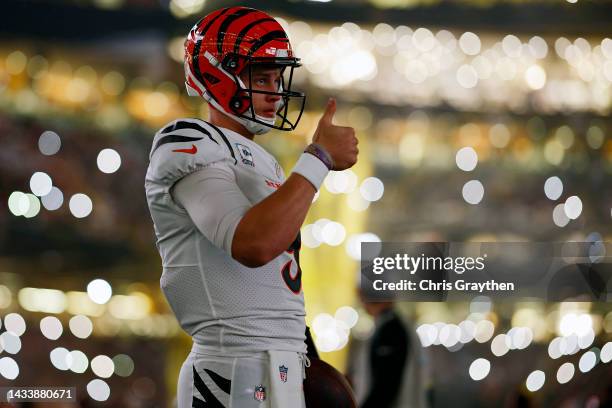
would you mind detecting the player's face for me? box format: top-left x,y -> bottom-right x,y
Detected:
242,66 -> 283,119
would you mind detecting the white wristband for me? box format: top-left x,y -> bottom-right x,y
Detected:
291,152 -> 330,190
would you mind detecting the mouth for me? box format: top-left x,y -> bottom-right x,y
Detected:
261,110 -> 277,118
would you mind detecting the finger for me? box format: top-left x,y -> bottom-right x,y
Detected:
319,98 -> 336,126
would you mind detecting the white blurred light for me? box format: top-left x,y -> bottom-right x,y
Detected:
564,196 -> 582,220
456,147 -> 478,171
301,224 -> 321,249
462,180 -> 484,205
69,193 -> 93,218
413,28 -> 436,52
312,313 -> 335,335
23,194 -> 41,218
602,38 -> 612,59
312,190 -> 320,203
0,332 -> 21,354
544,177 -> 563,200
69,315 -> 93,339
41,187 -> 64,211
526,370 -> 545,392
417,324 -> 437,347
38,131 -> 61,155
87,379 -> 110,401
502,35 -> 523,58
91,355 -> 115,378
347,191 -> 370,212
7,191 -> 29,216
459,320 -> 476,343
360,177 -> 384,202
345,232 -> 381,261
560,335 -> 579,356
578,330 -> 595,349
321,221 -> 346,246
474,320 -> 494,343
4,313 -> 26,336
68,350 -> 88,373
579,351 -> 597,373
556,362 -> 575,384
548,337 -> 563,359
440,324 -> 461,348
50,347 -> 71,370
469,358 -> 491,381
87,279 -> 112,304
457,65 -> 478,88
40,316 -> 63,340
525,65 -> 547,90
30,172 -> 53,196
491,334 -> 509,356
97,149 -> 122,174
553,204 -> 570,227
0,357 -> 19,380
528,36 -> 548,59
601,342 -> 612,363
459,32 -> 481,55
335,306 -> 359,328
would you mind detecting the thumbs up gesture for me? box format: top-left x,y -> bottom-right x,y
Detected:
312,98 -> 359,171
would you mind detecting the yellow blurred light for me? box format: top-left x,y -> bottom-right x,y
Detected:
144,92 -> 170,117
101,71 -> 125,96
6,51 -> 27,75
75,65 -> 97,84
347,106 -> 373,131
26,55 -> 49,79
170,0 -> 205,18
108,292 -> 152,320
167,37 -> 186,63
0,285 -> 12,309
511,307 -> 547,342
93,0 -> 124,9
65,78 -> 90,103
555,125 -> 574,149
66,291 -> 105,317
399,132 -> 424,167
18,287 -> 66,314
544,139 -> 565,165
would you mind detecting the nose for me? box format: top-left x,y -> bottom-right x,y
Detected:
266,91 -> 281,103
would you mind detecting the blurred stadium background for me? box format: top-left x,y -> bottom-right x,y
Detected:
1,0 -> 611,406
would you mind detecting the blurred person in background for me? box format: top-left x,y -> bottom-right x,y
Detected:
350,292 -> 430,408
144,6 -> 358,408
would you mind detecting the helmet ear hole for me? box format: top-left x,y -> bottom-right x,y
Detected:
230,94 -> 250,114
222,54 -> 240,74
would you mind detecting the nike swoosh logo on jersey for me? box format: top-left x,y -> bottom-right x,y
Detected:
173,144 -> 198,154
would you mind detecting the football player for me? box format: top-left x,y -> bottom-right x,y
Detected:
145,6 -> 358,408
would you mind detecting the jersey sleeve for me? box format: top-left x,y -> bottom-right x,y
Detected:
147,119 -> 236,186
171,163 -> 252,256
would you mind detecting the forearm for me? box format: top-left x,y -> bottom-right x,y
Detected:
232,173 -> 316,266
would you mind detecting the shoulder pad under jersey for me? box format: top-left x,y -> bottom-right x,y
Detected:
147,119 -> 238,185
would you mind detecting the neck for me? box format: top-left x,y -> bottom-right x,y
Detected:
209,107 -> 255,141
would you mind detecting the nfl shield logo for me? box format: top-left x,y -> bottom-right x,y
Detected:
279,365 -> 288,383
254,385 -> 266,401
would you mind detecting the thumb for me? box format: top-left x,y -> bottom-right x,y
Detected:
319,98 -> 336,126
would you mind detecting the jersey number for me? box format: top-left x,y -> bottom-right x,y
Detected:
281,234 -> 302,294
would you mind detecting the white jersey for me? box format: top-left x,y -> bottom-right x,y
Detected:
145,118 -> 306,354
